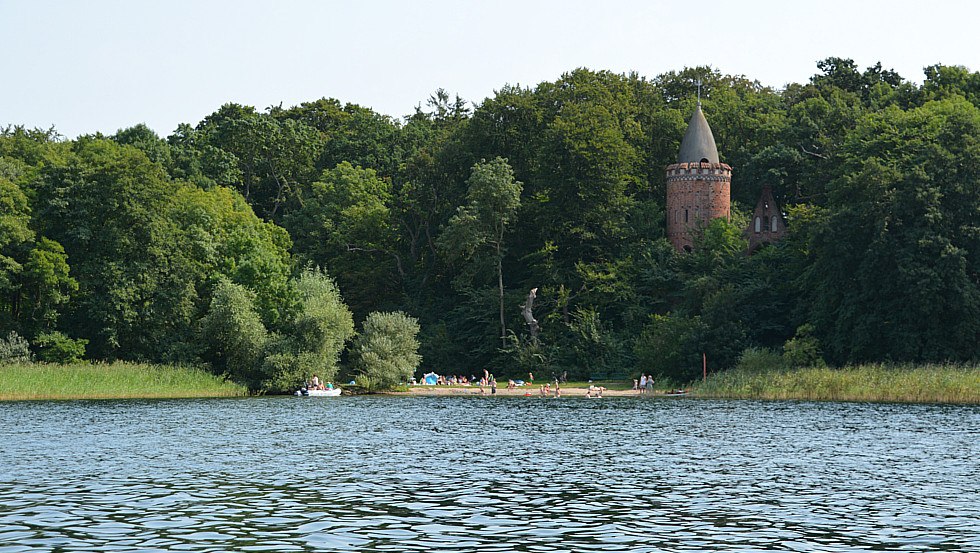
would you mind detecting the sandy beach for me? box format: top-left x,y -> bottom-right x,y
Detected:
390,384 -> 682,398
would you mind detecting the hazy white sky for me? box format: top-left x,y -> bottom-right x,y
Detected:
2,0 -> 978,138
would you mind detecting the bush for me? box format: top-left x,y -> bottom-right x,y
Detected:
286,269 -> 354,384
634,314 -> 707,382
557,307 -> 631,380
783,324 -> 826,368
259,349 -> 323,394
353,311 -> 421,391
201,270 -> 355,393
200,279 -> 268,387
0,331 -> 33,363
34,331 -> 87,363
736,347 -> 787,373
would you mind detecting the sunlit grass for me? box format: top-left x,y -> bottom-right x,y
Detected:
564,380 -> 634,390
693,363 -> 980,404
0,362 -> 247,401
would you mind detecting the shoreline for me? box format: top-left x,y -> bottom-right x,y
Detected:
5,363 -> 978,404
691,364 -> 980,405
388,384 -> 677,398
0,362 -> 247,402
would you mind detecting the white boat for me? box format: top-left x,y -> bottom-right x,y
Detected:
296,387 -> 342,397
309,388 -> 341,397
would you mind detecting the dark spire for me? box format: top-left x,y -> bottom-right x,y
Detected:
677,104 -> 719,164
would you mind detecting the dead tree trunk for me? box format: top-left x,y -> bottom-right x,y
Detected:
521,287 -> 539,343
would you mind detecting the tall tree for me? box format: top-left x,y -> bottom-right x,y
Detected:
283,162 -> 400,319
804,98 -> 980,363
439,157 -> 522,349
193,104 -> 321,219
0,177 -> 34,331
33,138 -> 197,360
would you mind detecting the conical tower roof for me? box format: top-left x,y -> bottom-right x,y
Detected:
677,104 -> 719,164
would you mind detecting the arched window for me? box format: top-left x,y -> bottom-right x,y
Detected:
754,217 -> 761,233
771,216 -> 778,232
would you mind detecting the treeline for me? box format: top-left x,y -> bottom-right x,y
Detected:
2,57 -> 979,388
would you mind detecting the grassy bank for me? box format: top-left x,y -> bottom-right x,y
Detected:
0,362 -> 247,401
693,363 -> 980,404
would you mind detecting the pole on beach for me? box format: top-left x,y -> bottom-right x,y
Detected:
703,353 -> 707,382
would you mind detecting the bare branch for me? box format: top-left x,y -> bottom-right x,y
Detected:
800,145 -> 829,160
345,244 -> 406,279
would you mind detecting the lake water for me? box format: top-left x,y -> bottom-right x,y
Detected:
0,396 -> 978,552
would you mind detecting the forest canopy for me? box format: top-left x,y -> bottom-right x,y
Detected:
2,58 -> 979,388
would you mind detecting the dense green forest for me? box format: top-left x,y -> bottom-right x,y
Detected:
2,58 -> 979,391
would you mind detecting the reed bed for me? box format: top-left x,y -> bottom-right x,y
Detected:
693,363 -> 980,404
0,362 -> 247,401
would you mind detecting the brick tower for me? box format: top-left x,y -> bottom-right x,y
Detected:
665,103 -> 731,251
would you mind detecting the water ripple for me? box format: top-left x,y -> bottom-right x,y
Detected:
1,397 -> 978,551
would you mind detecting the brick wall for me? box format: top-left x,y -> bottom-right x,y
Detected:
665,161 -> 732,251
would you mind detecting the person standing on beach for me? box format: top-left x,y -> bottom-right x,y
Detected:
491,377 -> 497,395
639,374 -> 647,394
645,375 -> 655,395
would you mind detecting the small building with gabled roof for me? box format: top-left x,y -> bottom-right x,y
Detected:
745,185 -> 787,252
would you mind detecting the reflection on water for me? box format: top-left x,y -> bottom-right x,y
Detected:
1,396 -> 978,551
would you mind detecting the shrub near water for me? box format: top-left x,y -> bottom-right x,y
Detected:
695,362 -> 980,404
0,332 -> 33,363
0,362 -> 247,401
353,311 -> 421,391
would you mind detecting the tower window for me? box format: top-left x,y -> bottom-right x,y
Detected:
771,216 -> 778,232
754,217 -> 761,233
700,158 -> 709,163
684,210 -> 688,223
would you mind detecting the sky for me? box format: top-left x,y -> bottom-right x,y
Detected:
2,0 -> 978,139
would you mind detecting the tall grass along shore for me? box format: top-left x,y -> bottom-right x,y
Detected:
693,363 -> 980,404
0,362 -> 247,401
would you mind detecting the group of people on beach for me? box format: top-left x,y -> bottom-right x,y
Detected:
412,369 -> 652,399
537,382 -> 561,397
586,384 -> 606,398
633,374 -> 656,394
432,374 -> 473,385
